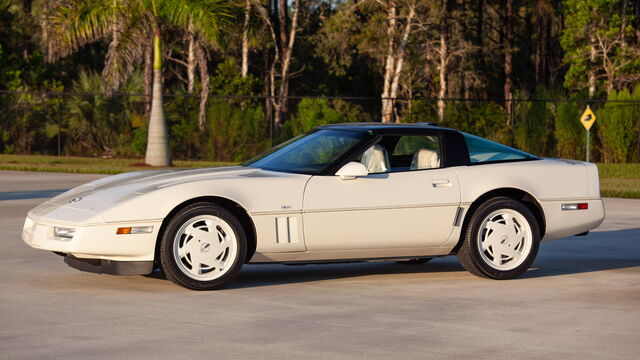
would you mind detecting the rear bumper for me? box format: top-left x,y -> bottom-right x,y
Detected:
65,255 -> 154,275
541,198 -> 605,241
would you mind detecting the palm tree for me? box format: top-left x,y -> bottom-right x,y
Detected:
46,0 -> 233,166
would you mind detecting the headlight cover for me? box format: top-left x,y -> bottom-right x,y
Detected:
54,227 -> 76,239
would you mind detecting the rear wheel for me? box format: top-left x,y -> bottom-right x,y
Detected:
160,202 -> 247,290
457,197 -> 540,279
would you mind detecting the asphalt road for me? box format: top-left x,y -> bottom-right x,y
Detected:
1,170 -> 639,359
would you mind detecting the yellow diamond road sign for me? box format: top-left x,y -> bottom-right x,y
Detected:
580,105 -> 596,131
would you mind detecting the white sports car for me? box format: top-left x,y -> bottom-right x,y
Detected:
22,123 -> 605,290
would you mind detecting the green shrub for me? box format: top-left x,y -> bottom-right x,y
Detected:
444,101 -> 505,141
554,100 -> 585,160
166,90 -> 201,159
166,58 -> 267,161
401,100 -> 438,123
514,90 -> 555,157
598,89 -> 640,163
206,101 -> 268,162
284,98 -> 367,137
63,71 -> 143,157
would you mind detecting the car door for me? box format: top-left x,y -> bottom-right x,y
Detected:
302,133 -> 461,252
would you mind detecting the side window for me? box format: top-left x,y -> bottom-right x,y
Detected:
393,135 -> 439,157
463,132 -> 537,163
358,135 -> 441,173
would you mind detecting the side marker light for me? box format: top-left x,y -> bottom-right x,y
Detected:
561,203 -> 588,211
116,226 -> 153,235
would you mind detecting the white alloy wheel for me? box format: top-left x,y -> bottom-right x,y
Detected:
456,197 -> 540,280
160,202 -> 247,290
173,214 -> 238,281
476,209 -> 533,271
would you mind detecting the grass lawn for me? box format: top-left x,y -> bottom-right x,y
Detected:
1,154 -> 639,198
597,163 -> 640,199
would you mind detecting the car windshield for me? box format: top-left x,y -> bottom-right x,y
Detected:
244,129 -> 366,174
463,132 -> 539,163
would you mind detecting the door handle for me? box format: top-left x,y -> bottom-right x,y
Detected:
432,179 -> 452,187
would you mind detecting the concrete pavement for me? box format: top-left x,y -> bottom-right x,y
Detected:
0,170 -> 638,359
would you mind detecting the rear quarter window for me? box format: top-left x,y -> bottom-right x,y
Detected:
463,132 -> 538,163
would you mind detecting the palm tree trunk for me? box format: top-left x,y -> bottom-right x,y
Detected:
144,38 -> 153,116
145,32 -> 171,166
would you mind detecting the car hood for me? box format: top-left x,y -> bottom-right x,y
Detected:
55,166 -> 266,203
33,166 -> 269,220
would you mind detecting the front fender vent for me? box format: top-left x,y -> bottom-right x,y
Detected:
275,217 -> 299,244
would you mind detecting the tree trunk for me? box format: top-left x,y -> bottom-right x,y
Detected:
381,2 -> 397,123
634,0 -> 640,47
389,4 -> 415,123
111,0 -> 118,46
263,9 -> 281,131
535,3 -> 544,86
588,34 -> 596,98
606,73 -> 614,94
278,0 -> 288,48
241,0 -> 251,78
22,0 -> 32,14
503,0 -> 514,123
187,32 -> 196,93
437,0 -> 449,124
621,0 -> 628,42
41,1 -> 51,61
437,33 -> 447,124
476,0 -> 483,46
263,46 -> 273,141
145,32 -> 171,167
273,0 -> 299,128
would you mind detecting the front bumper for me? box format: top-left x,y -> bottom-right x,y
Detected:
64,255 -> 153,275
22,214 -> 162,262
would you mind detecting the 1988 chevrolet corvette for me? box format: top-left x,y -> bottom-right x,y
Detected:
23,123 -> 605,290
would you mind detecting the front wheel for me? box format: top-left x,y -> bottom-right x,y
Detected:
159,202 -> 247,290
457,197 -> 540,279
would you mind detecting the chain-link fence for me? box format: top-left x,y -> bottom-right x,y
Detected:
1,90 -> 639,163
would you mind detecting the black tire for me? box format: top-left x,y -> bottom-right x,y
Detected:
394,258 -> 433,265
457,197 -> 540,279
159,202 -> 247,290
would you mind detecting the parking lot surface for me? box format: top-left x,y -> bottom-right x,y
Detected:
1,170 -> 638,359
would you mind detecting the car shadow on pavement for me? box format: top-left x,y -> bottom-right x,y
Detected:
229,260 -> 466,289
141,260 -> 466,289
30,228 -> 640,291
228,228 -> 640,289
522,228 -> 640,279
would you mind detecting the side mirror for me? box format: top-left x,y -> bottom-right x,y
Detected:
335,162 -> 368,180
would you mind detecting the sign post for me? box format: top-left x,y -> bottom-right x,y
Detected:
579,105 -> 596,162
